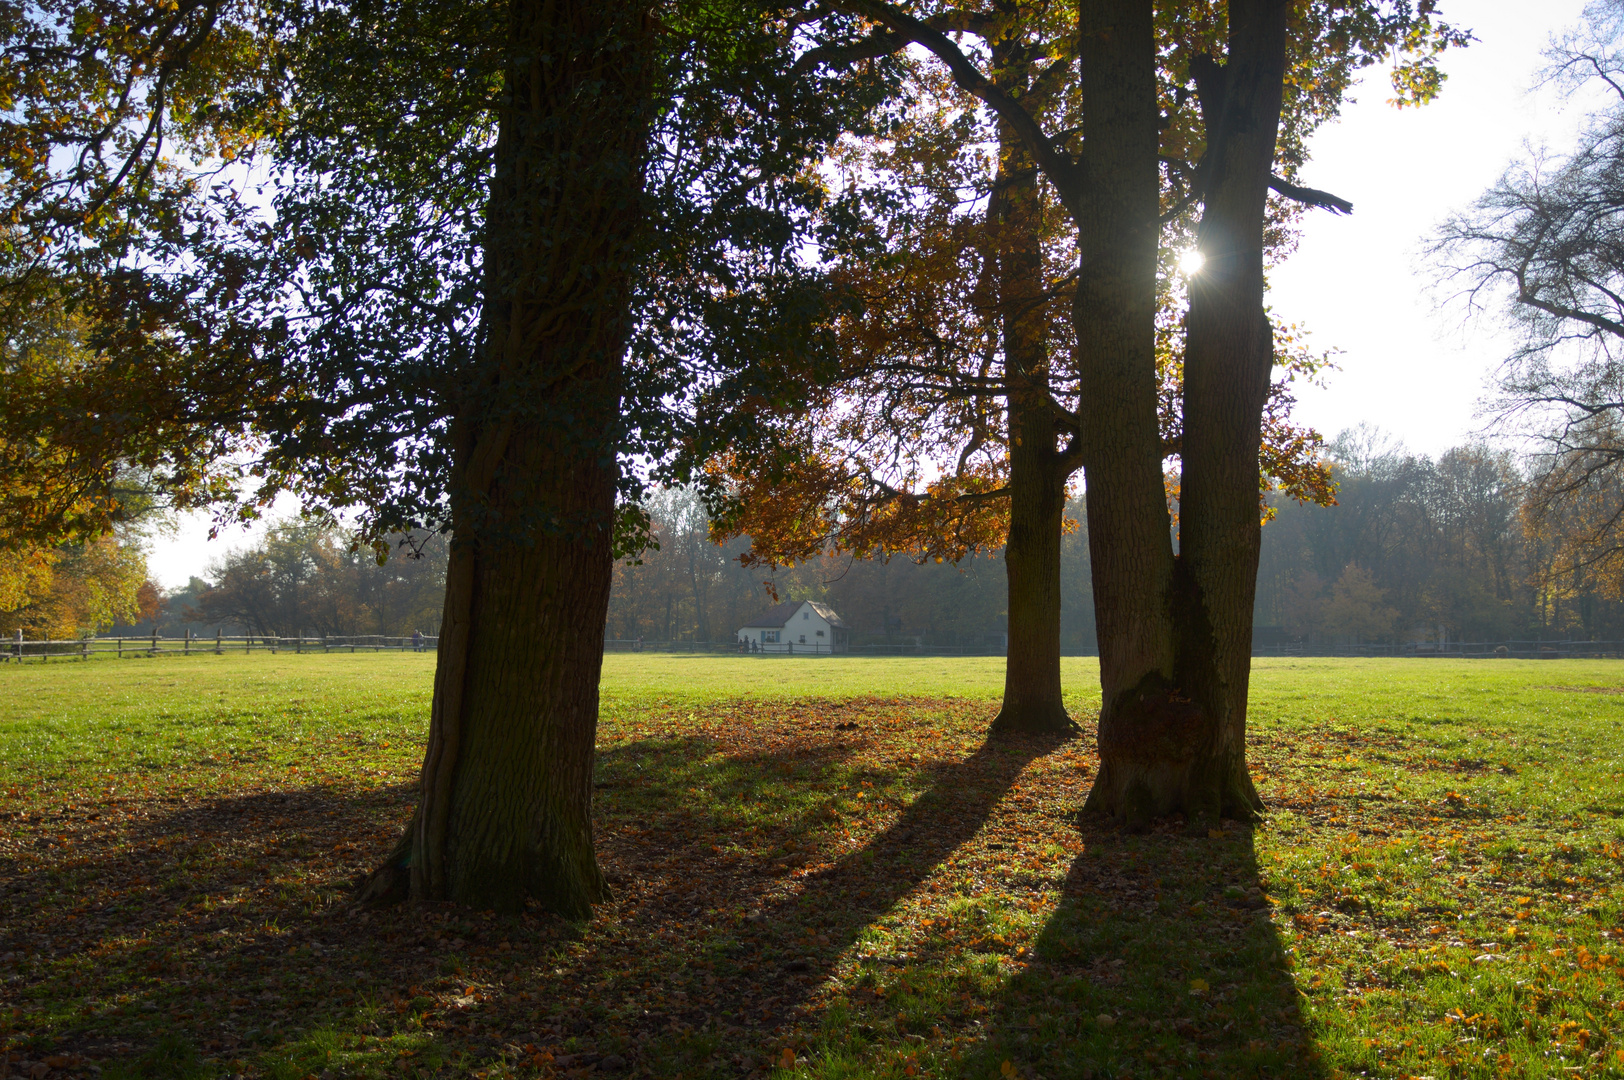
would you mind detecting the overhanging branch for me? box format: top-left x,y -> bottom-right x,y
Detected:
1269,175 -> 1353,215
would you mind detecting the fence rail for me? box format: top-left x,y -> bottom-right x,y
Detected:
12,634 -> 1622,663
604,639 -> 1009,656
3,633 -> 439,661
1253,640 -> 1624,659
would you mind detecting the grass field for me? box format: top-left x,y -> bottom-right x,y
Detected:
0,653 -> 1621,1080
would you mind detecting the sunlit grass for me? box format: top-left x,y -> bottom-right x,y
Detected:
0,654 -> 1620,1078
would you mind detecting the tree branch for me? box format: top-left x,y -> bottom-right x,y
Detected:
829,0 -> 1084,215
1269,175 -> 1353,215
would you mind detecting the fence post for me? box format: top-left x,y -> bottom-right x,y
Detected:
216,628 -> 223,655
118,636 -> 123,658
82,637 -> 89,661
184,629 -> 190,656
150,626 -> 159,655
12,629 -> 19,662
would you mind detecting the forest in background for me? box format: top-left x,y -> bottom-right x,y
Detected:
114,521 -> 448,639
67,423 -> 1624,648
613,428 -> 1624,649
605,487 -> 1094,650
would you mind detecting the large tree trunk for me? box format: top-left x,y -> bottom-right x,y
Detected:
990,98 -> 1076,738
359,0 -> 651,914
1068,0 -> 1186,825
993,392 -> 1073,736
1079,0 -> 1286,829
1171,0 -> 1288,822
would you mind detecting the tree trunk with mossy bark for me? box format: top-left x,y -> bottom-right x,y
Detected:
1160,0 -> 1287,824
357,0 -> 651,914
1077,0 -> 1283,830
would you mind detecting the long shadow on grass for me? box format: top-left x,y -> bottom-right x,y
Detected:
571,729 -> 1066,1075
958,818 -> 1324,1080
5,728 -> 1063,1079
715,733 -> 1066,1027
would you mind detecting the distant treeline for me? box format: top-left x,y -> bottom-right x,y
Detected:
119,520 -> 447,639
1256,429 -> 1620,644
607,488 -> 1094,650
124,428 -> 1623,648
617,429 -> 1624,650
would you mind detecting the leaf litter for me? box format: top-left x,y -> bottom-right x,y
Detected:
0,685 -> 1620,1080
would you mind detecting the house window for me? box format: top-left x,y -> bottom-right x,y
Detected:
762,630 -> 779,643
799,634 -> 806,643
803,611 -> 810,619
816,630 -> 825,637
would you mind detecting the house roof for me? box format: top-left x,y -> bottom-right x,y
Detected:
805,602 -> 847,628
740,600 -> 847,629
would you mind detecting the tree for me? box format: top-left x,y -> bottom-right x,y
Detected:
711,0 -> 1456,824
0,534 -> 150,637
194,519 -> 447,636
709,0 -> 1340,740
798,0 -> 1462,826
3,0 -> 897,913
337,1 -> 900,914
1255,433 -> 1536,644
1434,0 -> 1624,575
0,1 -> 287,550
709,6 -> 1082,734
1319,564 -> 1398,642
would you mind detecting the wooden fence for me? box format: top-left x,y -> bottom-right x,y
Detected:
1252,640 -> 1624,659
602,639 -> 1009,657
22,633 -> 1614,663
2,632 -> 439,662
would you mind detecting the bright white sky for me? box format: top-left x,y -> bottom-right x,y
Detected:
1269,0 -> 1594,455
144,0 -> 1596,589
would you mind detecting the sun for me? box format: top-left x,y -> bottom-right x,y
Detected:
1178,249 -> 1206,275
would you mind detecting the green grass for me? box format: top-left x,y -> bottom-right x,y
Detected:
0,653 -> 1622,1079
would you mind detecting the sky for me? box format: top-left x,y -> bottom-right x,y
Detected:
144,0 -> 1598,589
1266,0 -> 1594,456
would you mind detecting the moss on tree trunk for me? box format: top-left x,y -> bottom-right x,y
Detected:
358,0 -> 650,914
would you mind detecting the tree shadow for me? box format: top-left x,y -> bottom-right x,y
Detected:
954,816 -> 1325,1080
579,731 -> 1068,1052
17,720 -> 1317,1080
716,732 -> 1070,1018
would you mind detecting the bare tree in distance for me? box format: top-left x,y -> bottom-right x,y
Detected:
1433,0 -> 1624,570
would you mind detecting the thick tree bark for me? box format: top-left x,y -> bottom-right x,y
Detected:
1171,0 -> 1289,821
846,0 -> 1290,828
994,392 -> 1073,736
989,93 -> 1077,738
358,0 -> 650,914
1079,0 -> 1286,829
1067,0 -> 1187,825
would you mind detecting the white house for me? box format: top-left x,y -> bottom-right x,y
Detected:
737,600 -> 849,654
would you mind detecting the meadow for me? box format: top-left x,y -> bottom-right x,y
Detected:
0,652 -> 1621,1080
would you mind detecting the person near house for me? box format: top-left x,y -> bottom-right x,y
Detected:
412,629 -> 423,652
